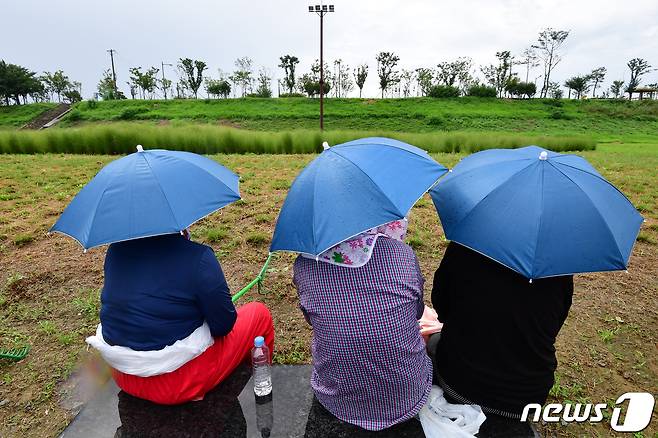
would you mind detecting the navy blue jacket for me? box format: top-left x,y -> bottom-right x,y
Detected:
100,234 -> 236,351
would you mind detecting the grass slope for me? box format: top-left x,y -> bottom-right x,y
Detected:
57,97 -> 658,141
0,103 -> 57,129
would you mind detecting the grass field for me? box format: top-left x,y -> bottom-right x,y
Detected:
0,143 -> 657,437
57,98 -> 658,142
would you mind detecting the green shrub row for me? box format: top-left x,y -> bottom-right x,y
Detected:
0,123 -> 596,155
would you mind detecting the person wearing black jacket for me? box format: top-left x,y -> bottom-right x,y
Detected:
432,241 -> 574,418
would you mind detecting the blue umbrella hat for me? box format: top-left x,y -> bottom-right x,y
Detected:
270,137 -> 448,256
51,146 -> 241,249
430,146 -> 644,279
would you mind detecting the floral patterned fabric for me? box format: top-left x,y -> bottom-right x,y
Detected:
303,219 -> 408,268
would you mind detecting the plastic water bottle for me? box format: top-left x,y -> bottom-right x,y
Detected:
252,336 -> 272,396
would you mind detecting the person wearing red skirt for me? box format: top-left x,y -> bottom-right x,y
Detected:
87,233 -> 274,405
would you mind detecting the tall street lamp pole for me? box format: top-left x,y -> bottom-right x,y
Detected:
308,4 -> 334,130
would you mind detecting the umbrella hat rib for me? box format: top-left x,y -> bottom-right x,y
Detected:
74,160 -> 125,249
336,137 -> 434,159
546,160 -> 628,266
529,161 -> 546,279
437,158 -> 535,237
552,158 -> 640,210
327,148 -> 407,216
156,150 -> 240,197
140,152 -> 183,231
311,150 -> 405,255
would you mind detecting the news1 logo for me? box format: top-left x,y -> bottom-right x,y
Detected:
521,392 -> 655,432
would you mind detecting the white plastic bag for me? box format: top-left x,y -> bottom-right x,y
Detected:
419,386 -> 486,438
86,322 -> 213,377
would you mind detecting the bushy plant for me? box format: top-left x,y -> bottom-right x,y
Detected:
505,79 -> 537,99
549,109 -> 573,120
428,85 -> 460,98
427,115 -> 445,127
278,93 -> 305,98
467,85 -> 497,98
116,107 -> 149,121
65,109 -> 82,122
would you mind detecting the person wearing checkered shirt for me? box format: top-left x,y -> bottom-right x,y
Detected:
293,219 -> 433,431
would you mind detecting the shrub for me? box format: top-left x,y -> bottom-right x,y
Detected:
427,115 -> 445,127
428,85 -> 460,98
248,89 -> 272,98
278,93 -> 305,98
66,109 -> 83,122
85,100 -> 98,109
542,99 -> 564,107
505,79 -> 537,99
549,109 -> 573,120
116,107 -> 149,121
467,85 -> 497,98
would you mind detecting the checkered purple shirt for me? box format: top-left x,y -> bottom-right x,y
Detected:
294,238 -> 432,431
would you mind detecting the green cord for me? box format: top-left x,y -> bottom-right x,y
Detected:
231,253 -> 273,303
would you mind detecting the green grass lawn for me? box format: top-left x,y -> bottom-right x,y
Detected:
0,103 -> 57,129
58,97 -> 658,141
2,97 -> 655,140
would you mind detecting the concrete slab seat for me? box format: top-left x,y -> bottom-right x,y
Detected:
61,365 -> 539,438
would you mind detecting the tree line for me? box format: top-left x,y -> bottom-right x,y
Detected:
0,62 -> 82,105
2,28 -> 656,105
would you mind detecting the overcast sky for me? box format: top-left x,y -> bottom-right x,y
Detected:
3,0 -> 658,98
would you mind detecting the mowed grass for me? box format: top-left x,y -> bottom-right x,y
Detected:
56,97 -> 658,140
0,144 -> 657,437
0,122 -> 596,154
0,103 -> 57,129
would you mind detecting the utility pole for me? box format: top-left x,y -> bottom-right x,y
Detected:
337,59 -> 341,98
161,61 -> 173,99
107,49 -> 118,95
308,3 -> 334,130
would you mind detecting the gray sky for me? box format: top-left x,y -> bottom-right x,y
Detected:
3,0 -> 658,98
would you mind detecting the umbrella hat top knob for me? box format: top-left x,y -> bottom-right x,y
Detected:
539,151 -> 548,160
322,141 -> 330,151
136,145 -> 144,153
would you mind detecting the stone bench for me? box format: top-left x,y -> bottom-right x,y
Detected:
61,365 -> 539,437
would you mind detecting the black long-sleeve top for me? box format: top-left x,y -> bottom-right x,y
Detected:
432,242 -> 573,417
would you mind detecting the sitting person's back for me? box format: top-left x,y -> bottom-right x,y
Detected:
293,223 -> 432,431
91,233 -> 274,405
101,233 -> 236,350
432,241 -> 573,417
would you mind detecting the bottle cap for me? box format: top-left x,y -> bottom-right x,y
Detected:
254,336 -> 265,347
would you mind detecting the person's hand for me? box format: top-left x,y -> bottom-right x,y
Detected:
419,305 -> 443,342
